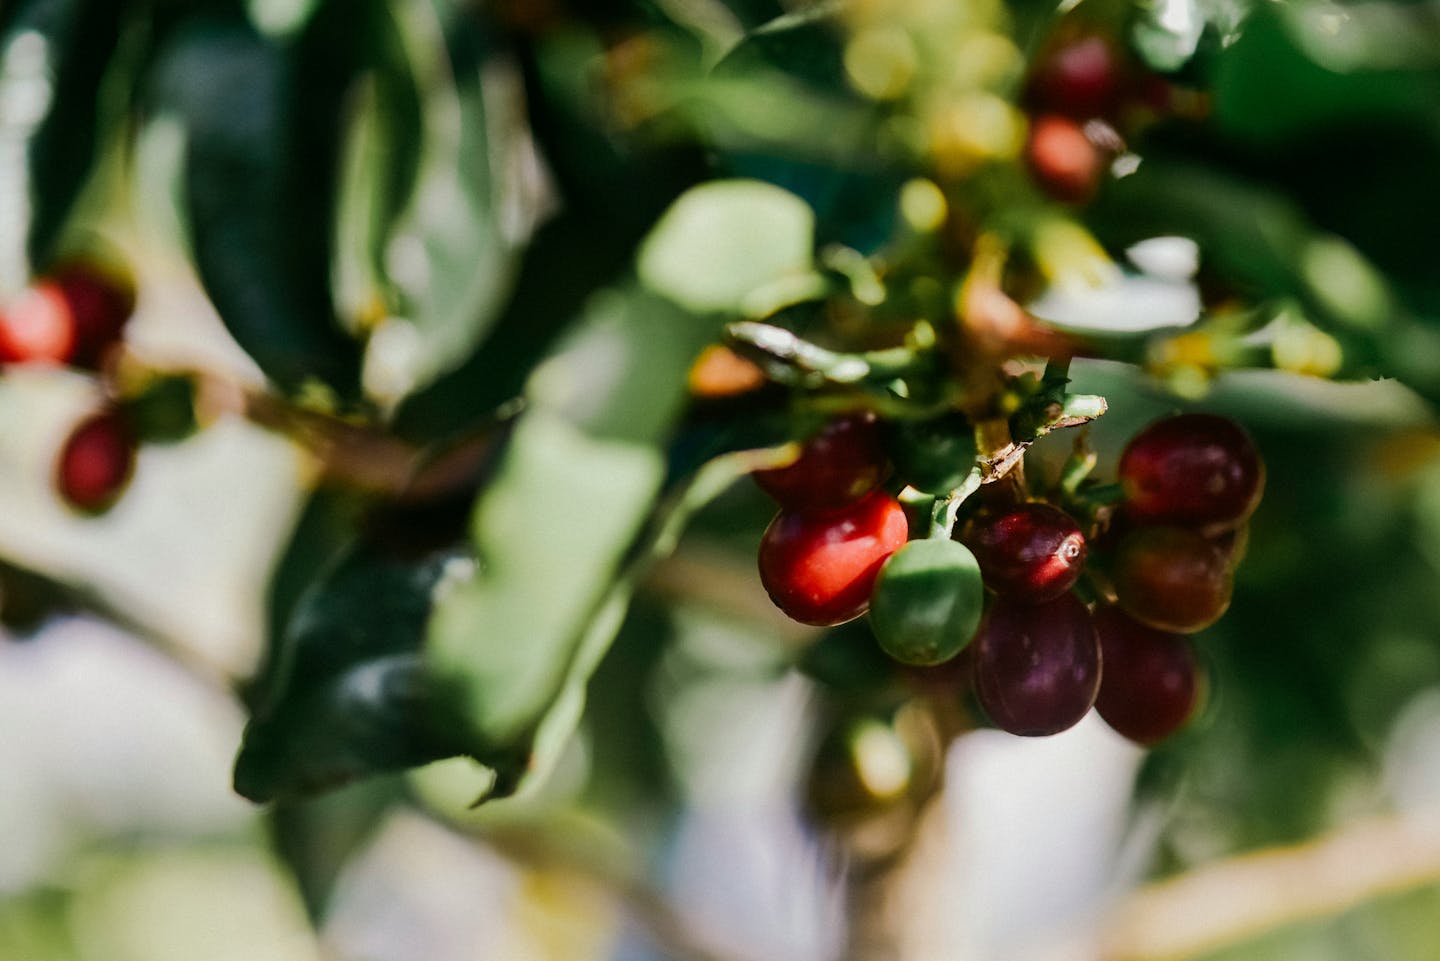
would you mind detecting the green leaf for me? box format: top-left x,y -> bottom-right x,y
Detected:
0,0 -> 129,293
150,9 -> 364,398
234,546 -> 470,802
426,285 -> 726,801
1212,5 -> 1440,148
361,2 -> 518,400
637,179 -> 817,315
708,7 -> 903,251
329,1 -> 422,329
389,30 -> 710,441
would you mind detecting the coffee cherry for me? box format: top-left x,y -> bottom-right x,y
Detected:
1027,34 -> 1124,120
56,409 -> 136,513
0,282 -> 76,364
973,593 -> 1101,736
1111,526 -> 1232,634
1025,115 -> 1105,204
754,413 -> 887,513
759,490 -> 908,626
869,538 -> 984,666
1093,607 -> 1201,744
51,261 -> 135,368
959,502 -> 1088,603
1119,413 -> 1264,531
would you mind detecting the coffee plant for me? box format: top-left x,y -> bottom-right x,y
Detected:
4,0 -> 1440,957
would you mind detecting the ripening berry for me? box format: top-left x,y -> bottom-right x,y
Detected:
755,413 -> 888,514
51,261 -> 136,368
1025,115 -> 1105,204
1111,525 -> 1232,634
1119,413 -> 1264,531
1027,34 -> 1125,120
0,282 -> 76,365
1093,606 -> 1201,744
973,593 -> 1101,736
758,490 -> 909,626
960,502 -> 1088,603
56,410 -> 136,513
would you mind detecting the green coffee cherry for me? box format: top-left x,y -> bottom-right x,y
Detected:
868,538 -> 984,665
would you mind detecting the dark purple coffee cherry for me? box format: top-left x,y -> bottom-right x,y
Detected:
973,593 -> 1101,736
1093,607 -> 1201,745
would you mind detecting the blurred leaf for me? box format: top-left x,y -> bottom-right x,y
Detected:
391,31 -> 710,441
708,7 -> 903,250
150,8 -> 365,398
426,283 -> 726,801
235,546 -> 470,802
329,0 -> 422,324
1132,0 -> 1205,72
248,485 -> 370,717
637,179 -> 816,315
1212,4 -> 1440,148
0,0 -> 129,294
366,2 -> 525,398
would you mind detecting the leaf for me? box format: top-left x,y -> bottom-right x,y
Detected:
329,2 -> 423,328
1212,4 -> 1440,148
0,0 -> 129,294
390,31 -> 710,441
149,9 -> 364,398
361,2 -> 521,400
425,284 -> 727,801
707,7 -> 902,251
234,546 -> 471,803
637,179 -> 816,315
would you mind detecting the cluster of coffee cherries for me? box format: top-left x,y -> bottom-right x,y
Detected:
754,411 -> 1263,745
0,260 -> 140,513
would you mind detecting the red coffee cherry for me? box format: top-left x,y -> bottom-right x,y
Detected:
758,490 -> 909,626
959,502 -> 1088,603
0,262 -> 134,369
1118,413 -> 1264,531
754,413 -> 887,514
1111,525 -> 1232,634
56,409 -> 136,513
0,282 -> 76,365
1027,33 -> 1124,120
1093,606 -> 1201,744
1025,115 -> 1105,204
973,593 -> 1101,736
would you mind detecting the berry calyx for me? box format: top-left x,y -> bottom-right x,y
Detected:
868,538 -> 985,666
1025,115 -> 1105,204
754,413 -> 887,513
973,593 -> 1101,736
1118,413 -> 1264,531
0,282 -> 76,365
1093,606 -> 1201,744
959,502 -> 1088,603
1111,525 -> 1232,633
56,409 -> 136,514
758,489 -> 909,626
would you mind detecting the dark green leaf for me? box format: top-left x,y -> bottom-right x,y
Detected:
235,547 -> 470,803
150,9 -> 364,398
